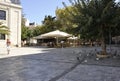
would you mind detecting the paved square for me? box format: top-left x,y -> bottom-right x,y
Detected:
0,46 -> 120,81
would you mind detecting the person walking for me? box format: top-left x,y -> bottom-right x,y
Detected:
6,39 -> 11,54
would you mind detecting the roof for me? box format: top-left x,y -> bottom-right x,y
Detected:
10,0 -> 21,5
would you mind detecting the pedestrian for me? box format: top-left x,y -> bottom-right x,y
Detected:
6,39 -> 11,54
60,41 -> 64,48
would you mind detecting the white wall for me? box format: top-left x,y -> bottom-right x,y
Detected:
0,1 -> 22,47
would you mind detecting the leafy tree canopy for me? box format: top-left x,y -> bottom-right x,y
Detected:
63,0 -> 120,54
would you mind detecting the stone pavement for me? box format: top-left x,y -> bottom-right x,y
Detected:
0,46 -> 120,81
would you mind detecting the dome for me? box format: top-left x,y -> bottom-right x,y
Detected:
10,0 -> 20,5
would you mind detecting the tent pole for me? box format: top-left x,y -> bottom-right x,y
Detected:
56,37 -> 58,46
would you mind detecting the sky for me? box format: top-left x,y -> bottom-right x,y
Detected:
21,0 -> 70,25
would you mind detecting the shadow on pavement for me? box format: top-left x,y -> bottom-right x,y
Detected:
0,47 -> 120,81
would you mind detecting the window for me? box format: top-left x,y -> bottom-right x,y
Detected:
0,34 -> 5,40
0,10 -> 6,20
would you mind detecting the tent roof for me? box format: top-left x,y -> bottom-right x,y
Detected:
41,30 -> 71,38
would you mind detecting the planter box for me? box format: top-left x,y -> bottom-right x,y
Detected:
96,54 -> 110,58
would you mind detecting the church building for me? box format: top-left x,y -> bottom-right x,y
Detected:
0,0 -> 22,47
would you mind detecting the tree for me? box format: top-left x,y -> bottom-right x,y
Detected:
33,25 -> 42,36
65,0 -> 120,55
21,26 -> 29,40
0,22 -> 10,35
42,15 -> 57,32
55,7 -> 78,35
21,15 -> 28,41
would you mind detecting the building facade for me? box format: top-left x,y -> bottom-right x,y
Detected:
0,0 -> 22,47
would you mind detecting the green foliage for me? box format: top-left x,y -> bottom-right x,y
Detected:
42,15 -> 56,32
65,0 -> 120,54
0,22 -> 10,35
66,0 -> 120,40
33,26 -> 42,36
21,26 -> 29,40
55,6 -> 77,35
21,15 -> 33,40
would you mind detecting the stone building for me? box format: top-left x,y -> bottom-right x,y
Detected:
0,0 -> 22,47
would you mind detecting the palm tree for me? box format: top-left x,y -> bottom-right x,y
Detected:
0,22 -> 10,35
67,0 -> 120,55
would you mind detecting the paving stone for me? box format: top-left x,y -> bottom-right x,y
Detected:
0,46 -> 120,81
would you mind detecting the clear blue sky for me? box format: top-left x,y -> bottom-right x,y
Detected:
21,0 -> 70,24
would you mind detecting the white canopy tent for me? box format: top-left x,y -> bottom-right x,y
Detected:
68,36 -> 78,40
41,30 -> 71,37
33,35 -> 48,39
40,30 -> 71,45
68,36 -> 78,47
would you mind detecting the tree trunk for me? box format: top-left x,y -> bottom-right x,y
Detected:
96,28 -> 109,58
101,28 -> 107,55
101,37 -> 107,55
